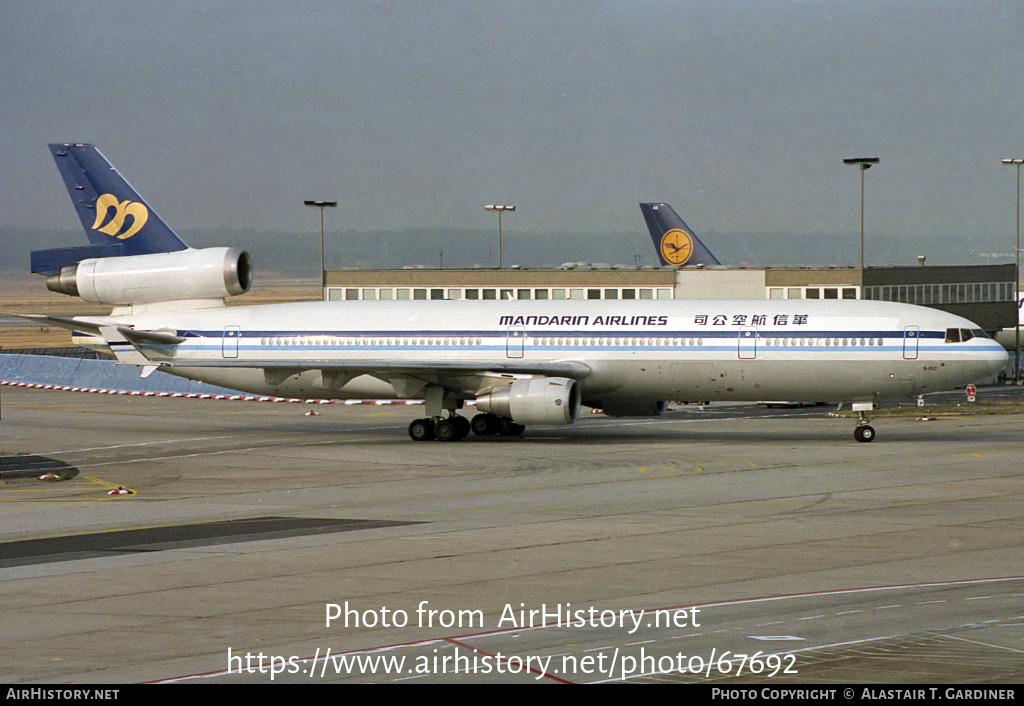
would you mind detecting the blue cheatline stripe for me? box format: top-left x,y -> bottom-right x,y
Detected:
167,341 -> 996,356
181,328 -> 942,339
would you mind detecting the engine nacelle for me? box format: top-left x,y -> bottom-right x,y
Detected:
593,399 -> 669,417
475,377 -> 581,426
46,247 -> 253,305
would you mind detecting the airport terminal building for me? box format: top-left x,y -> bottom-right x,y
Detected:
324,263 -> 1018,331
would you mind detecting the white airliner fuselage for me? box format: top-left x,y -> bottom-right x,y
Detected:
70,298 -> 1006,416
33,143 -> 1010,443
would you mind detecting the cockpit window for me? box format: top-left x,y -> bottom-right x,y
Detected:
947,328 -> 989,343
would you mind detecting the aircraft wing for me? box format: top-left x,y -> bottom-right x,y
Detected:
162,358 -> 592,379
163,358 -> 592,400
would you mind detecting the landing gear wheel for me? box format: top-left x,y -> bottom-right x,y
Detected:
452,415 -> 471,440
471,413 -> 499,436
408,418 -> 435,441
434,419 -> 458,442
854,425 -> 875,443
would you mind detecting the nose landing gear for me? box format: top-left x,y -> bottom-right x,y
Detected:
851,401 -> 877,443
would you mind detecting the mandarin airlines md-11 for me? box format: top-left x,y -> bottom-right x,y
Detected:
23,144 -> 1008,443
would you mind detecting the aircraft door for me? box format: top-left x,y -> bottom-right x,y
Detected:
506,326 -> 525,358
738,327 -> 757,359
222,325 -> 240,358
903,325 -> 919,360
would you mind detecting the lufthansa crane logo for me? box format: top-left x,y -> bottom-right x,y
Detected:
659,228 -> 694,266
91,193 -> 149,240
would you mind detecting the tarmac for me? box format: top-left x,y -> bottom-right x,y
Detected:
1,385 -> 1022,684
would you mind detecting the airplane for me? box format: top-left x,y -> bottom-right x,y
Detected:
993,295 -> 1023,363
640,203 -> 722,267
22,144 -> 1008,443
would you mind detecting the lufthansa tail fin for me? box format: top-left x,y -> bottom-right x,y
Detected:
31,144 -> 188,275
639,203 -> 722,267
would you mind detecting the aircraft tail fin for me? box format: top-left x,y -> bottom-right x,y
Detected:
639,203 -> 722,267
32,144 -> 188,275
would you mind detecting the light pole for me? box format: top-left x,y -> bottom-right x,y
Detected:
485,204 -> 515,268
304,200 -> 337,297
1002,158 -> 1023,380
843,158 -> 879,271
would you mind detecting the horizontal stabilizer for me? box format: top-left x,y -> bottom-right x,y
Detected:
12,314 -> 183,345
12,313 -> 109,336
31,243 -> 127,275
99,326 -> 154,366
116,327 -> 185,346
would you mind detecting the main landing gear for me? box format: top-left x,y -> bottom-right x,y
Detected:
409,385 -> 526,442
408,413 -> 525,441
408,414 -> 470,442
470,413 -> 524,437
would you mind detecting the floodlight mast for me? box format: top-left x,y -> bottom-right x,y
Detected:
304,200 -> 337,296
1002,158 -> 1023,380
843,158 -> 880,271
485,204 -> 516,269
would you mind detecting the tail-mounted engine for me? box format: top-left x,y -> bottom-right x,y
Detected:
45,247 -> 253,305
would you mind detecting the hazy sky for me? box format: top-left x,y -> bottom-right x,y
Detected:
3,1 -> 1024,258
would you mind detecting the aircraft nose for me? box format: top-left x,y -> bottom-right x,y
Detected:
982,347 -> 1010,377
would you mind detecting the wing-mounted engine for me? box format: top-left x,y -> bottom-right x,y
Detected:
475,377 -> 581,426
45,247 -> 253,306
